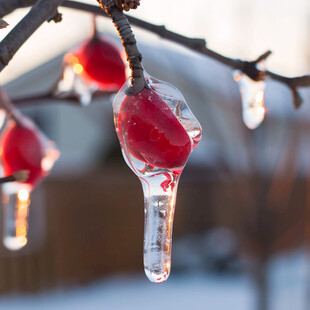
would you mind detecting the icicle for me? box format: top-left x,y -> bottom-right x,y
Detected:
113,72 -> 202,282
142,172 -> 179,282
234,66 -> 266,130
2,183 -> 31,250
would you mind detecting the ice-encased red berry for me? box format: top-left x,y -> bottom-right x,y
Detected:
0,123 -> 44,187
118,88 -> 192,171
74,37 -> 127,91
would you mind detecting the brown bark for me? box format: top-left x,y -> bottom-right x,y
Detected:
0,0 -> 38,18
0,0 -> 65,72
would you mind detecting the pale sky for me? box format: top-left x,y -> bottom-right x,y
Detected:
0,0 -> 309,84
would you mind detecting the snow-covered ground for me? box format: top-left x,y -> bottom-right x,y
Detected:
0,250 -> 308,310
0,274 -> 255,310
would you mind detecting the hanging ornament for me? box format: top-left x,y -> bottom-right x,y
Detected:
234,65 -> 266,130
55,19 -> 127,106
0,116 -> 59,250
113,71 -> 202,283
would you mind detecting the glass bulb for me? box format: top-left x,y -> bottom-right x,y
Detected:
113,72 -> 202,283
234,70 -> 266,130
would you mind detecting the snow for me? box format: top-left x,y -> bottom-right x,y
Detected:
0,274 -> 255,310
0,250 -> 309,309
268,251 -> 308,310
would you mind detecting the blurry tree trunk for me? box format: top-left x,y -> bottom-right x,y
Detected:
253,260 -> 269,310
305,150 -> 310,310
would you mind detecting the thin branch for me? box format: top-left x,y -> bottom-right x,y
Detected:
11,89 -> 115,106
116,21 -> 310,89
60,1 -> 310,101
0,0 -> 37,18
0,0 -> 65,72
97,0 -> 147,95
0,0 -> 308,107
255,50 -> 272,63
266,71 -> 310,88
0,85 -> 23,123
0,170 -> 30,184
62,1 -> 108,15
2,0 -> 308,91
0,18 -> 9,29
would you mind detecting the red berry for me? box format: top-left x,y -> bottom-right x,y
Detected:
73,36 -> 127,91
118,88 -> 192,171
0,122 -> 44,188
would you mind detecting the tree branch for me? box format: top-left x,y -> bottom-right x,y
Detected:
0,0 -> 309,107
0,0 -> 38,18
0,170 -> 30,184
0,0 -> 65,72
0,18 -> 9,29
11,89 -> 115,106
0,85 -> 23,123
60,2 -> 310,91
97,0 -> 147,95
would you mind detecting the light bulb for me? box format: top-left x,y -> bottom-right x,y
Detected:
113,72 -> 202,283
234,70 -> 266,130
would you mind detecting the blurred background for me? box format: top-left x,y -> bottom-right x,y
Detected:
0,0 -> 310,309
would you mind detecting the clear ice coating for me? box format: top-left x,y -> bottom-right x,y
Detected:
113,72 -> 202,283
2,183 -> 31,251
0,117 -> 60,250
54,52 -> 98,106
54,36 -> 127,106
0,108 -> 6,130
234,70 -> 266,130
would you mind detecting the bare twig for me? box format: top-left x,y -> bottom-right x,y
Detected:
265,71 -> 310,88
0,0 -> 308,107
0,0 -> 65,72
255,50 -> 272,63
290,87 -> 303,109
0,85 -> 23,123
62,1 -> 108,15
97,0 -> 147,95
0,18 -> 8,29
60,1 -> 310,104
0,170 -> 30,184
11,89 -> 115,106
0,0 -> 37,18
48,10 -> 63,23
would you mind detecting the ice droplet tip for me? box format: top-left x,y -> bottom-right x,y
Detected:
144,268 -> 170,284
3,236 -> 27,251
